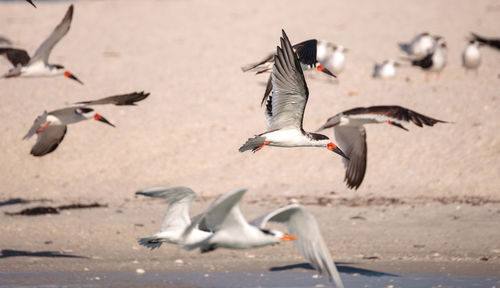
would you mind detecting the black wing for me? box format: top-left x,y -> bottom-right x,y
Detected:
76,91 -> 150,106
343,105 -> 447,127
293,39 -> 318,66
31,126 -> 67,157
471,32 -> 500,50
0,48 -> 31,66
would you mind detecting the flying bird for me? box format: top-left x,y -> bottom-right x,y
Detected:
462,40 -> 481,73
183,188 -> 297,252
23,91 -> 149,157
136,186 -> 212,250
239,30 -> 348,160
242,38 -> 337,105
1,5 -> 83,84
316,105 -> 447,189
398,32 -> 435,59
251,204 -> 344,288
471,32 -> 500,51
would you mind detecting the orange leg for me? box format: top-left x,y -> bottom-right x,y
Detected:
36,121 -> 51,133
254,141 -> 271,152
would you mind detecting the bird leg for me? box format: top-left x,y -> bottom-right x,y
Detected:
253,141 -> 271,152
36,121 -> 51,133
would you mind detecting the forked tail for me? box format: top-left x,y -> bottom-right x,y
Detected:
137,236 -> 163,250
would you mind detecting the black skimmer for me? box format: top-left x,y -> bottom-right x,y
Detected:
407,36 -> 447,80
462,40 -> 481,73
398,32 -> 435,59
26,0 -> 36,8
316,105 -> 447,189
242,38 -> 337,105
251,204 -> 344,288
239,30 -> 348,160
183,188 -> 297,252
471,32 -> 500,51
136,186 -> 212,250
23,91 -> 149,157
372,59 -> 400,79
1,5 -> 83,84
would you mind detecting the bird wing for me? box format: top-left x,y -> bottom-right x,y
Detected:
252,204 -> 344,288
183,188 -> 249,240
75,91 -> 150,106
267,29 -> 309,131
241,52 -> 275,72
344,105 -> 447,127
0,48 -> 31,66
292,39 -> 318,66
29,5 -> 73,64
30,125 -> 67,156
334,125 -> 367,190
23,111 -> 48,140
136,186 -> 196,232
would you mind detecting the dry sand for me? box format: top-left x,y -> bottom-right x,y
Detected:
0,0 -> 499,281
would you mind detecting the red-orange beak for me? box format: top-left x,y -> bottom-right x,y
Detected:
94,113 -> 115,127
327,142 -> 349,160
64,70 -> 84,85
280,234 -> 298,241
316,65 -> 336,78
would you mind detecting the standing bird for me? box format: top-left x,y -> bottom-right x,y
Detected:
471,32 -> 500,51
136,186 -> 212,250
408,36 -> 447,81
183,188 -> 297,252
239,30 -> 348,160
23,91 -> 149,157
398,32 -> 435,59
26,0 -> 36,8
316,105 -> 447,189
372,59 -> 400,79
1,5 -> 83,84
251,204 -> 344,288
462,40 -> 481,73
242,39 -> 336,105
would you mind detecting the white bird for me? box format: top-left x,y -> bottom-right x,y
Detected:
398,32 -> 435,59
251,204 -> 344,288
409,36 -> 447,80
23,91 -> 149,157
242,38 -> 336,105
1,5 -> 83,84
316,105 -> 447,189
239,30 -> 348,159
183,188 -> 297,252
136,186 -> 212,250
323,44 -> 347,76
462,40 -> 481,73
372,59 -> 400,79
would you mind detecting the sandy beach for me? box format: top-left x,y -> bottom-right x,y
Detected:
0,0 -> 499,286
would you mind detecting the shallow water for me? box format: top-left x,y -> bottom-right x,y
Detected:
1,270 -> 499,288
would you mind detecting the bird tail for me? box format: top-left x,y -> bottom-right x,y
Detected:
137,236 -> 163,250
238,135 -> 267,152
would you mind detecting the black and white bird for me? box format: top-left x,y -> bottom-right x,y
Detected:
251,204 -> 344,288
372,59 -> 400,79
242,38 -> 337,105
408,36 -> 447,80
398,32 -> 435,59
136,186 -> 212,250
316,105 -> 447,189
1,5 -> 83,84
471,32 -> 500,51
23,92 -> 149,157
239,30 -> 348,160
462,40 -> 481,73
183,188 -> 297,252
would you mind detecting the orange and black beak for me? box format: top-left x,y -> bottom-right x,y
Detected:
280,234 -> 298,241
64,70 -> 84,85
327,142 -> 349,160
94,113 -> 115,127
316,65 -> 336,78
26,0 -> 36,7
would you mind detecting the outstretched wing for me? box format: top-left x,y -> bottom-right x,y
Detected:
343,105 -> 447,127
267,29 -> 309,131
0,48 -> 31,66
293,39 -> 318,66
23,111 -> 48,140
252,204 -> 344,288
334,126 -> 367,190
29,5 -> 74,64
30,125 -> 67,157
75,91 -> 150,106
